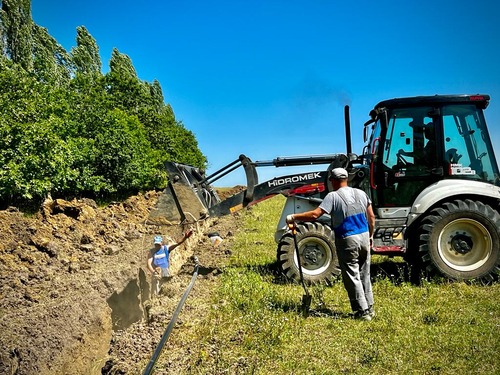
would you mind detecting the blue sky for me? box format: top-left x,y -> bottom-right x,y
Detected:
32,0 -> 500,186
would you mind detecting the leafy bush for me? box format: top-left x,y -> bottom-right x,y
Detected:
0,2 -> 207,207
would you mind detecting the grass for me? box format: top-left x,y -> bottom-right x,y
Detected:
171,196 -> 500,374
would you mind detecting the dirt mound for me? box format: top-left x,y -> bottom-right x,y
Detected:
0,190 -> 241,374
216,185 -> 246,201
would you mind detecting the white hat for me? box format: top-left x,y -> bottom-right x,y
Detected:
329,168 -> 348,180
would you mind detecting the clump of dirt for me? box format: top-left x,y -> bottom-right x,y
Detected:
216,185 -> 246,201
0,188 -> 243,375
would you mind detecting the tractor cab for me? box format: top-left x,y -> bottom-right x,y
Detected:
364,95 -> 500,209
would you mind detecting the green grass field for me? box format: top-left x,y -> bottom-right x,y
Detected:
177,196 -> 500,374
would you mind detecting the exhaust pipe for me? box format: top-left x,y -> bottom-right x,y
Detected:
344,105 -> 352,155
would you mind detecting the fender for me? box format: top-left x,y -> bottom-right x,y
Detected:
407,179 -> 500,226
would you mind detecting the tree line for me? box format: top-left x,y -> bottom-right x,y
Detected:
0,0 -> 207,207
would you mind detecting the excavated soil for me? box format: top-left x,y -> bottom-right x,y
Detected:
0,189 -> 243,374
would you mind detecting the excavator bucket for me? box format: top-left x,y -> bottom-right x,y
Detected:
148,155 -> 259,225
148,163 -> 218,225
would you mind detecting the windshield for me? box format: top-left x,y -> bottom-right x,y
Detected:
442,104 -> 500,185
382,108 -> 434,169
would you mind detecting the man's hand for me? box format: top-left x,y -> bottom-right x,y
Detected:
184,229 -> 193,238
286,214 -> 295,224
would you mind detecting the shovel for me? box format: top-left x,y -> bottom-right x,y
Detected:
288,223 -> 312,317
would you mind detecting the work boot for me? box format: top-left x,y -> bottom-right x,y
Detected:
353,310 -> 372,321
367,305 -> 376,318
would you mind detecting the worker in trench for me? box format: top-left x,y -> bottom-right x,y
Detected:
147,229 -> 193,294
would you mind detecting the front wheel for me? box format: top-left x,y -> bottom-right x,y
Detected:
277,222 -> 340,285
419,199 -> 500,281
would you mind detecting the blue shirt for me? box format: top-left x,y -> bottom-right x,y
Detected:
319,187 -> 371,239
153,245 -> 170,268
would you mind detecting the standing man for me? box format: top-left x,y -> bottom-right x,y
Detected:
286,168 -> 376,321
148,229 -> 193,294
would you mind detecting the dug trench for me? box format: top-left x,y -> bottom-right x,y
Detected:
0,189 -> 243,374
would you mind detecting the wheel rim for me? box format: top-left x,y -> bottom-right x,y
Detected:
294,237 -> 333,276
437,218 -> 492,271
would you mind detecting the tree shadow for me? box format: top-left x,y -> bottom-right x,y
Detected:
308,307 -> 351,319
243,258 -> 426,287
242,261 -> 291,285
370,259 -> 457,286
370,259 -> 417,285
278,303 -> 350,319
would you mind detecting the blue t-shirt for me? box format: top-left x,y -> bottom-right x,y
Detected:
153,245 -> 170,269
319,187 -> 371,239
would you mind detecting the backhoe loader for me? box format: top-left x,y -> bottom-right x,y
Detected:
154,94 -> 500,283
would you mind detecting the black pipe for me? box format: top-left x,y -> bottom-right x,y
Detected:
344,105 -> 352,155
202,158 -> 242,184
205,162 -> 242,185
143,257 -> 200,375
254,154 -> 341,167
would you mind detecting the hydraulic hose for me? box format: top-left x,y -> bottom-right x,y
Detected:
143,256 -> 200,375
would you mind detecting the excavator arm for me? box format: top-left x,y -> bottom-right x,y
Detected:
151,153 -> 350,224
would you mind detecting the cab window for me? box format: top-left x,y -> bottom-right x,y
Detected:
382,108 -> 434,172
442,104 -> 500,185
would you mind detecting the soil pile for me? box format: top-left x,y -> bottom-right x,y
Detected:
0,189 -> 242,374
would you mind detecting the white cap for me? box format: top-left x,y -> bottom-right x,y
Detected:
329,168 -> 348,180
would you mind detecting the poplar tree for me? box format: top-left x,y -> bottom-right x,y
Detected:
1,0 -> 33,71
32,24 -> 72,85
109,47 -> 137,79
105,48 -> 143,114
71,25 -> 101,75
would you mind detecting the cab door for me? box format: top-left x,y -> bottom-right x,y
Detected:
375,107 -> 441,207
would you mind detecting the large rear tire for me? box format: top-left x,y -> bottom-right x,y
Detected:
419,199 -> 500,281
277,222 -> 340,284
